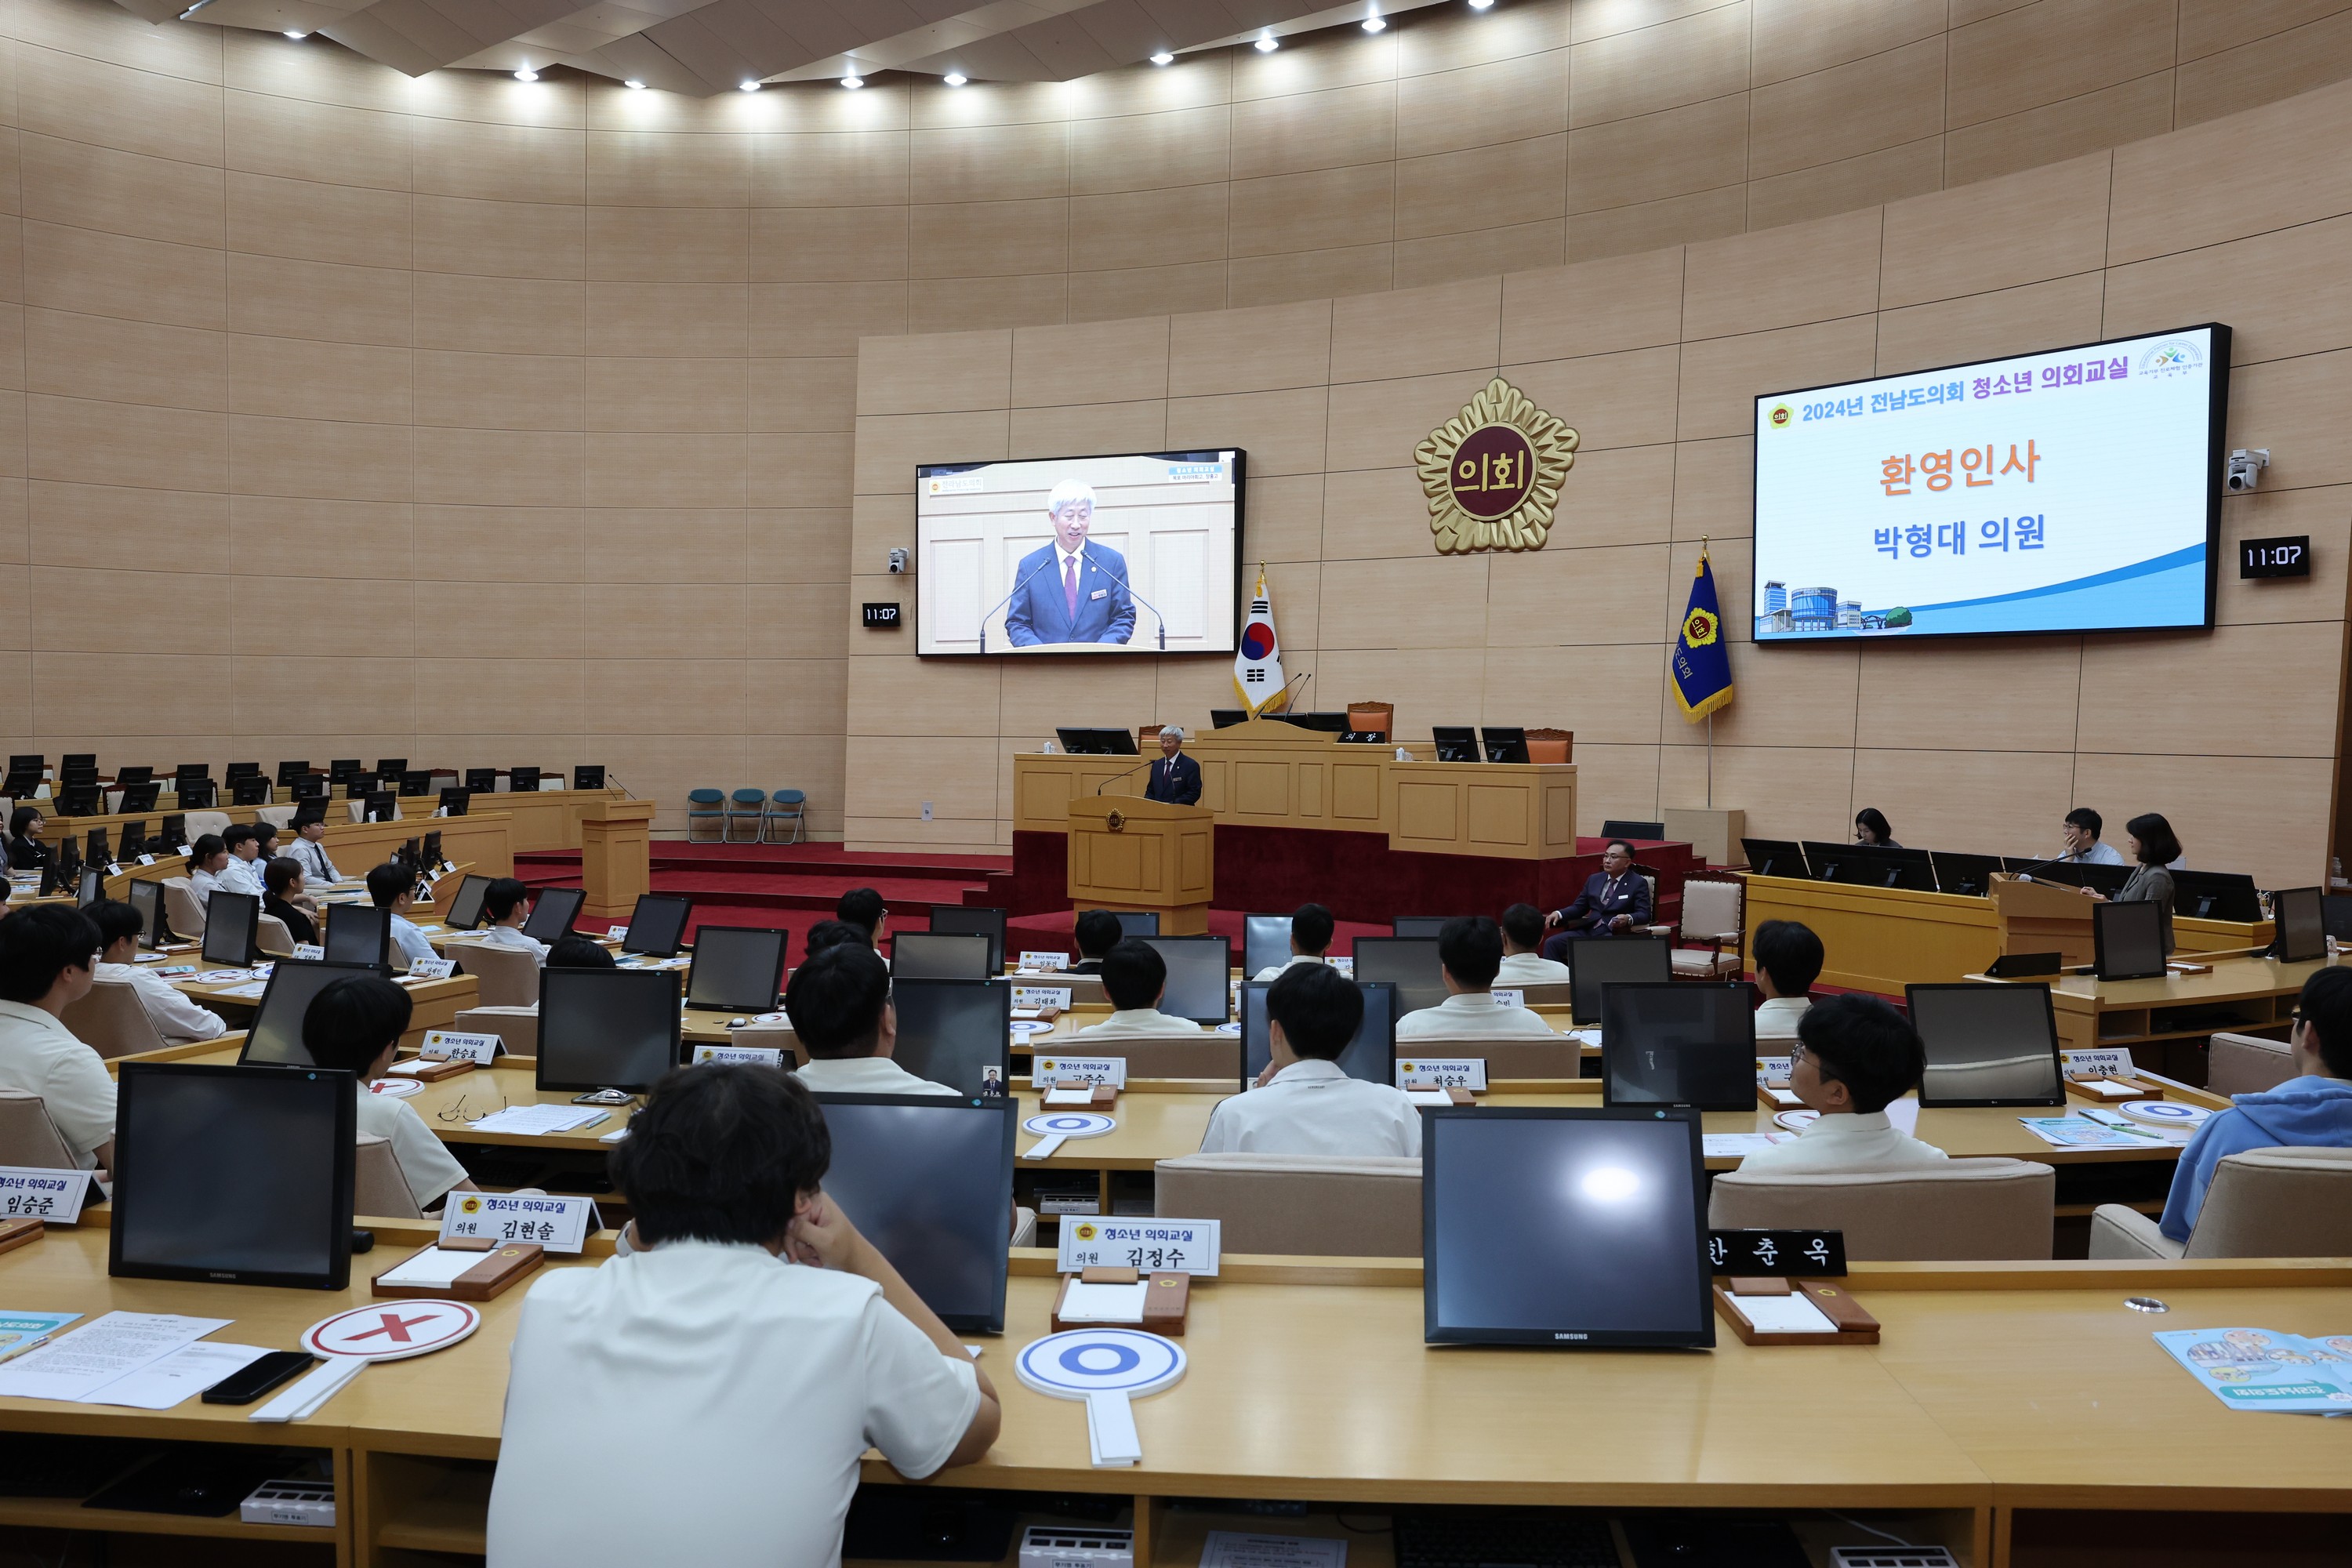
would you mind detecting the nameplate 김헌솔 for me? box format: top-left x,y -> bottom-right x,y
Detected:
421,1029 -> 501,1065
441,1193 -> 599,1254
1708,1229 -> 1846,1276
1395,1058 -> 1487,1091
1011,985 -> 1073,1011
1058,1219 -> 1220,1277
1033,1055 -> 1127,1089
693,1043 -> 785,1069
1018,951 -> 1069,971
0,1167 -> 85,1226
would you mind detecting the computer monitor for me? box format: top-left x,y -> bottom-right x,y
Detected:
1599,819 -> 1666,842
175,776 -> 216,809
118,766 -> 154,787
1421,1107 -> 1711,1348
117,781 -> 160,815
620,894 -> 691,958
1829,842 -> 1936,891
344,771 -> 380,800
1931,851 -> 2004,898
421,830 -> 443,868
1210,709 -> 1247,729
238,959 -> 393,1066
1600,982 -> 1758,1111
229,775 -> 270,807
1243,913 -> 1293,978
1277,711 -> 1349,734
116,822 -> 147,862
127,877 -> 169,947
888,978 -> 1012,1098
224,762 -> 260,781
376,758 -> 408,778
811,1094 -> 1014,1334
684,926 -> 790,1012
443,873 -> 491,931
1565,935 -> 1672,1025
276,760 -> 309,787
1431,725 -> 1478,762
464,768 -> 498,794
158,815 -> 187,855
2009,858 -> 2129,897
0,766 -> 38,800
201,891 -> 261,967
2275,885 -> 2328,963
85,828 -> 108,867
1053,728 -> 1139,756
55,784 -> 99,817
575,765 -> 606,790
110,1062 -> 354,1291
323,904 -> 392,969
1479,727 -> 1529,764
291,775 -> 327,802
891,932 -> 993,982
537,967 -> 682,1093
1909,982 -> 2064,1109
398,771 -> 434,799
76,867 -> 102,908
2322,895 -> 2352,942
2093,899 -> 2168,982
1353,936 -> 1446,1015
329,760 -> 361,786
1390,916 -> 1450,938
510,766 -> 543,792
522,886 -> 585,944
2172,869 -> 2262,924
930,906 -> 1007,973
1138,935 -> 1232,1023
6,753 -> 40,776
363,791 -> 397,822
1112,911 -> 1160,937
1240,979 -> 1397,1093
437,787 -> 470,817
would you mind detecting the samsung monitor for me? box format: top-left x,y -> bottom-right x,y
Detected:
1479,728 -> 1530,764
85,828 -> 109,868
1600,982 -> 1759,1111
621,894 -> 692,958
117,766 -> 154,787
521,886 -> 585,945
1353,936 -> 1446,1016
76,867 -> 102,908
1243,913 -> 1294,978
376,758 -> 408,778
1422,1106 -> 1711,1348
437,788 -> 470,817
891,932 -> 993,982
328,760 -> 361,785
1906,982 -> 2064,1108
159,815 -> 187,855
230,775 -> 270,807
1930,851 -> 2004,898
684,926 -> 790,1012
1240,979 -> 1397,1093
442,873 -> 491,931
1138,935 -> 1233,1024
117,781 -> 160,815
323,904 -> 392,969
1112,911 -> 1160,937
2274,885 -> 2327,964
1834,842 -> 1936,891
275,760 -> 310,787
2171,869 -> 2262,924
116,822 -> 147,862
537,967 -> 682,1093
0,766 -> 38,800
929,906 -> 1007,974
1390,916 -> 1451,938
55,784 -> 100,817
224,762 -> 260,782
810,1094 -> 1015,1333
398,771 -> 434,799
2093,899 -> 2168,982
358,791 -> 394,822
510,766 -> 543,792
127,877 -> 169,947
575,765 -> 606,790
291,775 -> 327,802
887,978 -> 1013,1098
201,891 -> 261,968
110,1062 -> 354,1290
1565,935 -> 1673,1025
344,771 -> 380,800
1054,728 -> 1138,756
6,753 -> 40,775
238,959 -> 393,1066
1431,726 -> 1479,762
175,776 -> 216,810
464,768 -> 498,794
422,830 -> 444,868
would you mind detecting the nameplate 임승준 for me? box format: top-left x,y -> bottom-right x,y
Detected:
1018,951 -> 1069,971
1033,1055 -> 1127,1089
1058,1219 -> 1219,1277
692,1043 -> 785,1069
0,1168 -> 84,1226
440,1193 -> 599,1254
420,1029 -> 500,1065
1708,1229 -> 1846,1276
1013,985 -> 1075,1011
407,958 -> 456,981
1395,1057 -> 1487,1091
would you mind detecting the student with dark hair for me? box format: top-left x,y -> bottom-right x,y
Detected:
1853,808 -> 1897,848
477,877 -> 549,964
1740,994 -> 1947,1173
546,935 -> 618,971
301,975 -> 474,1211
187,833 -> 230,907
2081,811 -> 2181,953
262,857 -> 318,946
6,807 -> 50,871
252,819 -> 283,864
1200,962 -> 1419,1156
487,1064 -> 998,1563
1495,902 -> 1571,984
1541,840 -> 1650,958
2158,966 -> 2352,1243
784,943 -> 955,1095
801,919 -> 869,958
0,906 -> 114,1171
1076,938 -> 1203,1038
1398,916 -> 1556,1040
2060,807 -> 2124,866
366,861 -> 437,969
285,808 -> 342,884
1250,903 -> 1334,982
1069,909 -> 1122,975
216,822 -> 267,899
91,899 -> 225,1044
835,887 -> 887,946
1751,918 -> 1824,1042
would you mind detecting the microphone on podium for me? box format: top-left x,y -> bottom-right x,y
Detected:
1095,757 -> 1156,796
1267,671 -> 1312,714
977,554 -> 1059,654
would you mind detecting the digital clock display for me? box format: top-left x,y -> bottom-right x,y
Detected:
2239,535 -> 2310,579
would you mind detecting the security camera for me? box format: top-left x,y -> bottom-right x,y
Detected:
887,548 -> 909,574
2227,448 -> 2270,493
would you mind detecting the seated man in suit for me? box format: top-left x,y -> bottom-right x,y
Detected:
1076,939 -> 1203,1037
1144,727 -> 1201,805
1004,480 -> 1135,647
1495,903 -> 1572,984
1396,916 -> 1559,1040
1539,840 -> 1651,960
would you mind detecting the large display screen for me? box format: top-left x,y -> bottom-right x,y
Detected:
1752,325 -> 2229,641
915,450 -> 1243,656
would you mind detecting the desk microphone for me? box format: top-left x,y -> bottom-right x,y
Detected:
1094,561 -> 1170,652
977,554 -> 1058,654
2008,848 -> 2076,882
1268,670 -> 1312,715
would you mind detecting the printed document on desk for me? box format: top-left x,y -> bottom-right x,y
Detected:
2157,1327 -> 2352,1413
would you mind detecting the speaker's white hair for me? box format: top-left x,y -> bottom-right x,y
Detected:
1159,725 -> 1185,742
1047,478 -> 1097,514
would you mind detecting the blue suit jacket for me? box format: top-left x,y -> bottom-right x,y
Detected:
1004,544 -> 1137,646
1144,753 -> 1201,805
1556,872 -> 1651,931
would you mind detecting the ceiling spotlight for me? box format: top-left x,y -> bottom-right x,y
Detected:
1468,0 -> 1494,9
740,79 -> 764,91
1362,9 -> 1385,29
283,30 -> 307,39
1254,31 -> 1278,50
514,67 -> 539,81
840,75 -> 862,89
624,78 -> 646,89
1150,50 -> 1174,65
943,71 -> 967,85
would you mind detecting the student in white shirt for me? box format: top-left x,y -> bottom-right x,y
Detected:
1068,908 -> 1120,975
1251,902 -> 1333,982
216,824 -> 267,899
787,943 -> 958,1096
285,808 -> 342,884
486,1063 -> 998,1568
836,886 -> 888,949
476,877 -> 550,964
801,919 -> 869,959
1396,916 -> 1560,1040
1751,918 -> 1821,1043
1076,939 -> 1206,1038
1200,962 -> 1421,1156
0,906 -> 116,1171
366,862 -> 439,971
1740,994 -> 1949,1174
1495,902 -> 1573,985
302,974 -> 476,1211
186,834 -> 230,908
89,900 -> 225,1044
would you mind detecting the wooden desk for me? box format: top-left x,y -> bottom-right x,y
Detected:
133,972 -> 483,1058
29,792 -> 622,859
2024,953 -> 2336,1062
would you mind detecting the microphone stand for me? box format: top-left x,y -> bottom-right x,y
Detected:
1095,757 -> 1156,795
1094,561 -> 1170,651
978,554 -> 1058,654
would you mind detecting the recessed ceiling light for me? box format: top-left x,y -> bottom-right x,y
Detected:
624,78 -> 646,89
943,71 -> 967,85
1150,50 -> 1174,65
514,67 -> 539,81
1254,32 -> 1278,51
740,79 -> 763,91
1362,10 -> 1385,30
840,75 -> 862,89
283,29 -> 307,39
1468,0 -> 1494,9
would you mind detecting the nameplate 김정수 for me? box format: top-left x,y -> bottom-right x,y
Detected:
0,1167 -> 85,1226
420,1029 -> 500,1065
692,1043 -> 784,1069
1033,1055 -> 1127,1089
1058,1219 -> 1219,1277
441,1193 -> 598,1255
1395,1058 -> 1487,1091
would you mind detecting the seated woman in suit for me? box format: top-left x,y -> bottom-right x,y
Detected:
2080,811 -> 2180,953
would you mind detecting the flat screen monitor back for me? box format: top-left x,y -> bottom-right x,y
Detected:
443,874 -> 491,931
239,959 -> 392,1066
201,891 -> 261,968
2094,899 -> 2168,981
2172,869 -> 2262,924
1599,983 -> 1757,1110
1741,839 -> 1808,879
1243,913 -> 1292,978
684,926 -> 789,1012
1907,982 -> 2062,1106
1113,911 -> 1160,937
1240,980 -> 1396,1093
888,979 -> 1012,1098
324,904 -> 390,969
892,932 -> 992,982
521,886 -> 585,945
1422,1108 -> 1711,1347
76,868 -> 102,908
1566,936 -> 1671,1025
2274,885 -> 2327,963
1479,728 -> 1529,764
127,878 -> 168,946
1390,916 -> 1450,938
110,1062 -> 354,1290
1931,851 -> 2003,898
929,906 -> 1007,973
1353,936 -> 1446,1016
1138,935 -> 1232,1023
537,967 -> 681,1092
622,895 -> 691,957
811,1094 -> 1014,1333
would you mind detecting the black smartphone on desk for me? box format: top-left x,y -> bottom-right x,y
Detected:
201,1350 -> 318,1405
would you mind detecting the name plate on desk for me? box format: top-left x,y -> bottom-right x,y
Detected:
1018,952 -> 1069,971
0,1167 -> 85,1225
1033,1055 -> 1126,1089
421,1029 -> 500,1065
1395,1057 -> 1486,1091
1058,1219 -> 1219,1277
692,1043 -> 785,1069
407,958 -> 456,981
1489,988 -> 1523,1010
1708,1229 -> 1845,1276
2062,1047 -> 2136,1079
135,854 -> 154,866
1012,985 -> 1074,1011
1755,1057 -> 1792,1084
292,944 -> 325,961
441,1193 -> 599,1254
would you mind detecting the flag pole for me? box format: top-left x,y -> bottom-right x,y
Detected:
1701,537 -> 1714,808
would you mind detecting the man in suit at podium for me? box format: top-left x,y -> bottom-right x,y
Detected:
1143,727 -> 1201,806
1004,480 -> 1136,646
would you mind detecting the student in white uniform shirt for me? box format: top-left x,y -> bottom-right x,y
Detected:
1396,917 -> 1561,1040
186,834 -> 230,908
89,900 -> 225,1044
787,943 -> 959,1096
475,877 -> 550,964
302,975 -> 476,1211
1494,903 -> 1573,985
835,886 -> 888,949
1250,902 -> 1333,982
1200,963 -> 1420,1156
285,809 -> 342,884
1750,918 -> 1822,1044
1740,994 -> 1949,1174
1068,908 -> 1120,975
0,906 -> 117,1171
1076,940 -> 1206,1038
215,824 -> 267,899
488,1065 -> 999,1568
365,862 -> 439,971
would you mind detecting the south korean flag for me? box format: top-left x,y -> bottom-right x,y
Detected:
1232,568 -> 1287,717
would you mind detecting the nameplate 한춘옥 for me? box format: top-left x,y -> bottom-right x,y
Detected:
1394,1058 -> 1486,1092
1489,988 -> 1523,1011
692,1043 -> 785,1069
1018,951 -> 1069,971
407,958 -> 456,981
1033,1055 -> 1127,1089
1708,1228 -> 1846,1277
1058,1219 -> 1219,1277
420,1029 -> 500,1065
0,1167 -> 85,1227
440,1193 -> 600,1254
1013,985 -> 1074,1011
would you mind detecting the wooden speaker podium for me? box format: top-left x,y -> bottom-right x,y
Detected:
1988,873 -> 2096,967
579,799 -> 656,920
1067,797 -> 1214,935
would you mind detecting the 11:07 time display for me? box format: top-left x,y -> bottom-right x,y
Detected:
2240,535 -> 2310,578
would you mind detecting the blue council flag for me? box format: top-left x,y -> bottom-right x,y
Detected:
1671,550 -> 1734,721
